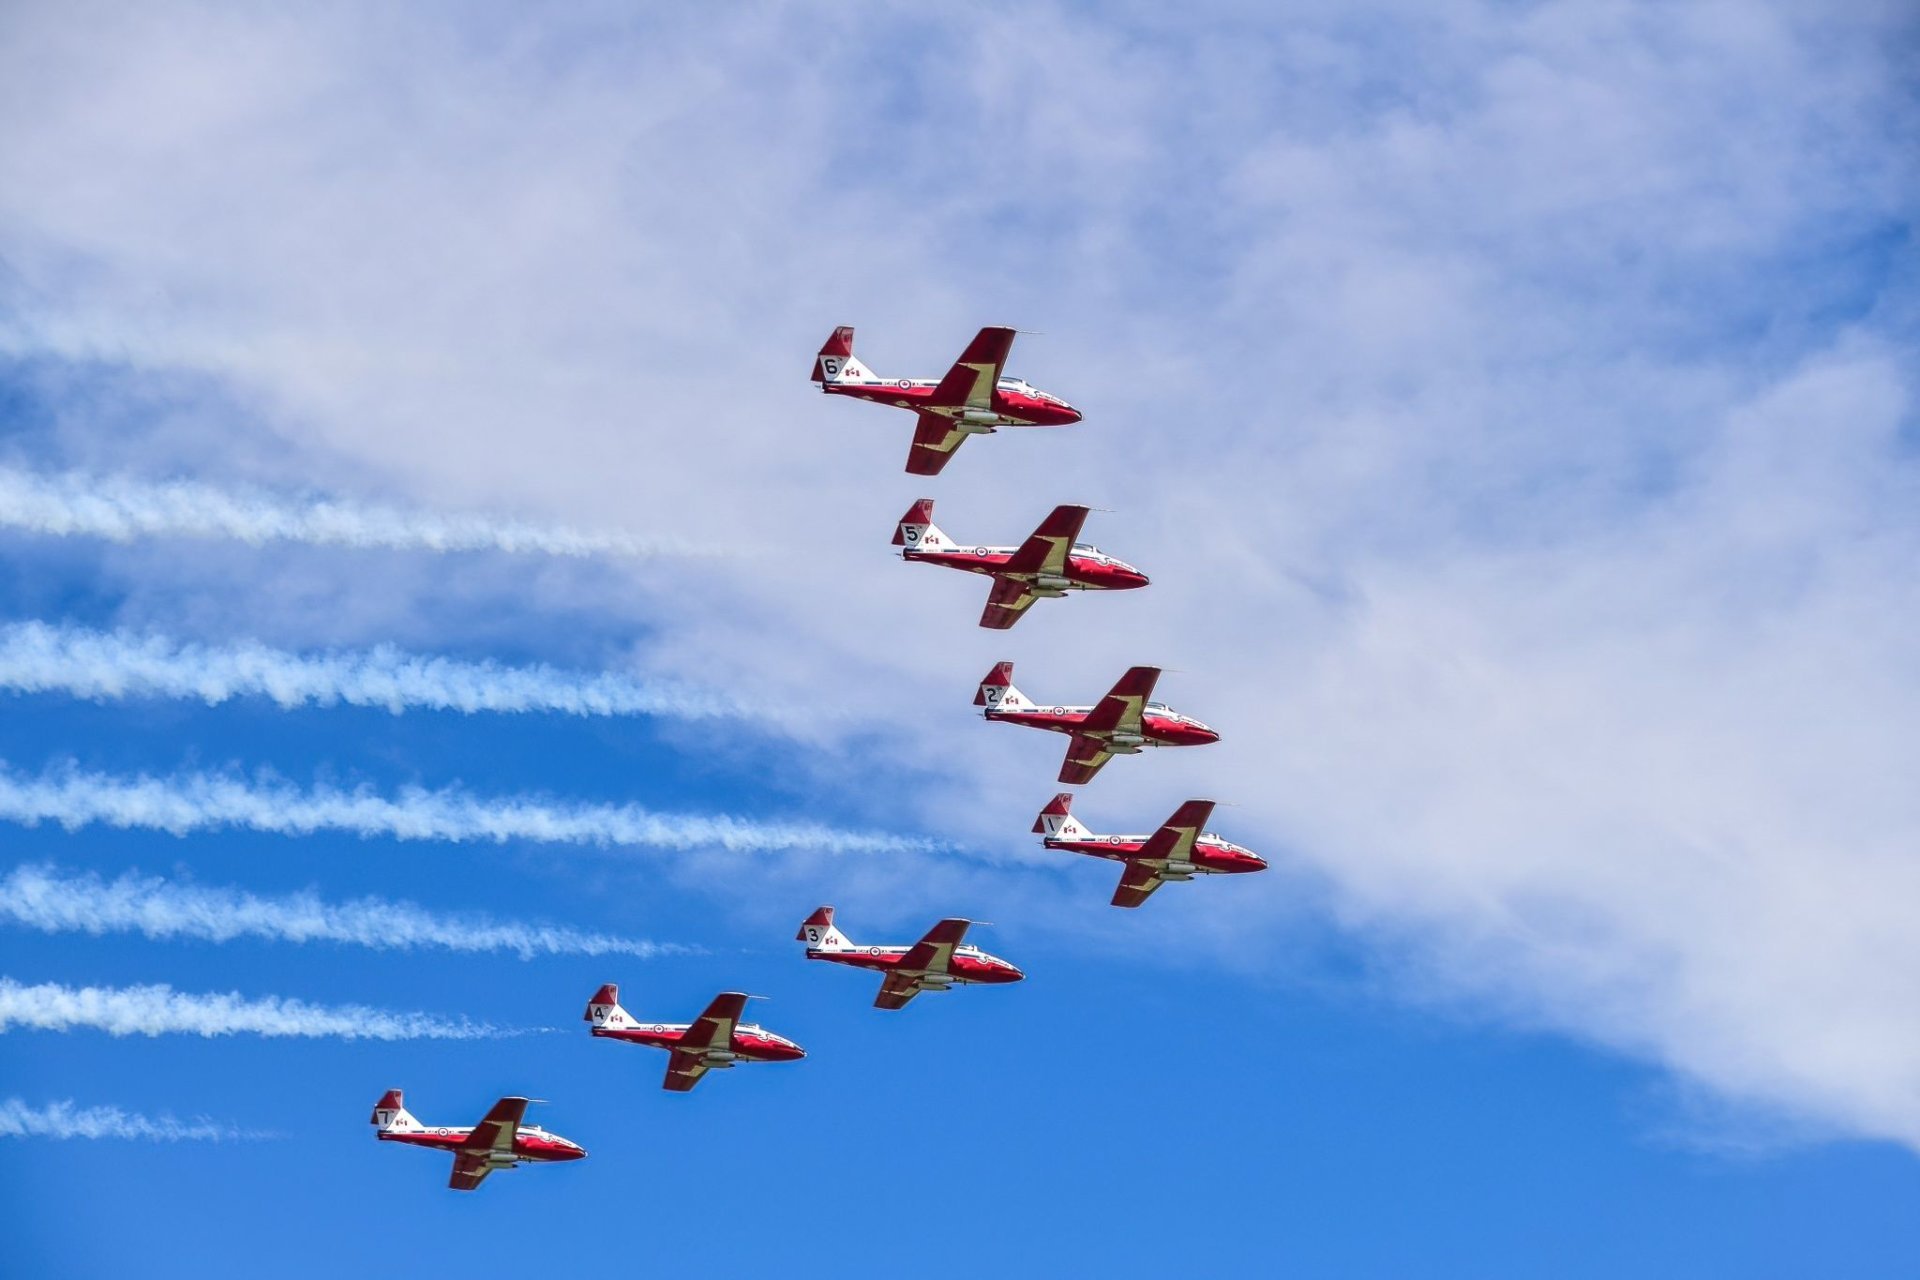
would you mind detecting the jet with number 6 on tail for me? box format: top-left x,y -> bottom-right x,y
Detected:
369,1090 -> 585,1191
1035,793 -> 1267,908
583,985 -> 805,1092
975,662 -> 1219,784
811,325 -> 1082,475
796,907 -> 1023,1010
894,499 -> 1148,629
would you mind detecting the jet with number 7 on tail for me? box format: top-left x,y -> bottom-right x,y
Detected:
811,325 -> 1082,475
369,1090 -> 585,1191
1035,793 -> 1267,908
583,985 -> 805,1092
894,498 -> 1148,629
975,662 -> 1219,784
796,907 -> 1023,1010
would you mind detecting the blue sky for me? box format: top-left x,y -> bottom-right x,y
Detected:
2,1 -> 1918,1274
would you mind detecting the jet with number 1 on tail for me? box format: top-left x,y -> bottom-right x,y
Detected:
1035,793 -> 1267,908
796,907 -> 1023,1010
811,325 -> 1082,475
583,985 -> 805,1092
369,1090 -> 585,1191
975,662 -> 1219,785
894,499 -> 1149,629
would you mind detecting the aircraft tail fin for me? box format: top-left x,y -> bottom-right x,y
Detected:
370,1089 -> 423,1133
1034,792 -> 1094,840
796,905 -> 854,951
892,498 -> 951,552
584,983 -> 637,1032
812,326 -> 877,384
974,661 -> 1032,712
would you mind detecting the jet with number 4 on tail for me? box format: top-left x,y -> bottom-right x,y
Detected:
975,662 -> 1219,785
811,325 -> 1082,475
894,499 -> 1148,629
796,907 -> 1023,1010
583,985 -> 805,1092
369,1090 -> 585,1191
1035,793 -> 1267,908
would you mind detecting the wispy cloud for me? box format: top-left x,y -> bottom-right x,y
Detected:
0,465 -> 716,559
0,620 -> 748,719
0,863 -> 680,959
0,762 -> 937,855
0,1097 -> 271,1142
0,977 -> 502,1040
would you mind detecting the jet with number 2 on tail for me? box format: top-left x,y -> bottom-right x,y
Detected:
893,499 -> 1148,629
811,325 -> 1082,475
583,984 -> 805,1092
796,906 -> 1023,1010
975,662 -> 1219,785
1034,793 -> 1267,908
369,1090 -> 585,1191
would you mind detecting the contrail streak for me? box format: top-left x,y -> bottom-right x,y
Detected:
0,1098 -> 270,1142
0,620 -> 747,719
0,763 -> 938,855
0,465 -> 712,558
0,864 -> 681,959
0,978 -> 503,1040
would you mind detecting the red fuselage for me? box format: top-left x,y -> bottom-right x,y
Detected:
905,544 -> 1149,592
824,379 -> 1082,428
986,704 -> 1220,748
805,945 -> 1025,985
378,1127 -> 586,1163
1046,833 -> 1267,876
589,1023 -> 806,1063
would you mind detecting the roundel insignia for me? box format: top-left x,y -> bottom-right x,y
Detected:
1053,707 -> 1066,715
869,947 -> 881,955
898,378 -> 911,388
975,547 -> 988,556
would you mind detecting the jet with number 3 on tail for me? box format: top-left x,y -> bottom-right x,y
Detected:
893,498 -> 1148,629
796,907 -> 1023,1010
583,985 -> 805,1092
975,662 -> 1219,784
369,1090 -> 585,1191
811,325 -> 1082,475
1034,793 -> 1267,908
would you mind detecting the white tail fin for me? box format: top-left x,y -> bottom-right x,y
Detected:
974,661 -> 1032,713
1033,792 -> 1094,841
583,983 -> 636,1031
370,1089 -> 422,1134
892,498 -> 952,553
795,905 -> 855,952
812,326 -> 879,385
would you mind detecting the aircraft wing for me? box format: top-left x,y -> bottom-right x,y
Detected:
1080,665 -> 1161,736
906,412 -> 969,475
873,972 -> 922,1011
662,1049 -> 712,1093
979,576 -> 1040,630
448,1152 -> 494,1192
1111,861 -> 1166,909
1137,800 -> 1216,866
679,992 -> 749,1053
927,326 -> 1017,410
897,918 -> 973,977
1059,733 -> 1115,785
1002,504 -> 1090,577
462,1096 -> 528,1156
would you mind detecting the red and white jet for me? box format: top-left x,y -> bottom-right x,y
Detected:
1035,793 -> 1267,908
811,325 -> 1082,475
975,662 -> 1220,785
894,499 -> 1149,629
796,906 -> 1023,1010
584,984 -> 805,1092
369,1090 -> 585,1192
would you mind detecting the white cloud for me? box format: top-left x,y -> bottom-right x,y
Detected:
0,1097 -> 268,1142
0,977 -> 501,1040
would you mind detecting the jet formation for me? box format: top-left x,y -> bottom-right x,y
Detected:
372,325 -> 1263,1190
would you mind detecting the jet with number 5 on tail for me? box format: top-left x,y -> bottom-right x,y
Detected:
796,906 -> 1023,1010
975,662 -> 1219,784
1034,792 -> 1267,908
369,1090 -> 585,1191
583,985 -> 805,1092
811,325 -> 1082,475
894,499 -> 1148,629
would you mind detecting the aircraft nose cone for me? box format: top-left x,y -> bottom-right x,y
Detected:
1003,964 -> 1026,983
1200,727 -> 1221,744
